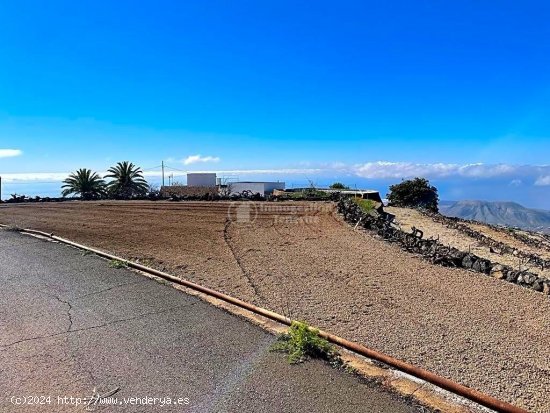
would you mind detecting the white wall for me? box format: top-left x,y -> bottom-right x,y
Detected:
264,182 -> 285,193
230,182 -> 265,196
187,173 -> 216,187
230,182 -> 285,196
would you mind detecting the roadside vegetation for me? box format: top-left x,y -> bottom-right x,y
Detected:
271,321 -> 340,365
108,259 -> 128,269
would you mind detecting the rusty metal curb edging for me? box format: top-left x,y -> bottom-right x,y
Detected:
1,225 -> 528,413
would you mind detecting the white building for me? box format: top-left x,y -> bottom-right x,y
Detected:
229,181 -> 285,197
187,173 -> 216,187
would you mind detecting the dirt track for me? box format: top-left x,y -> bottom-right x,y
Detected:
1,201 -> 550,412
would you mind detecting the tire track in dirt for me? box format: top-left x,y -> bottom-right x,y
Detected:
223,219 -> 264,303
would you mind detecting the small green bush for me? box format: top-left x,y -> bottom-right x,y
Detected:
109,259 -> 128,269
283,190 -> 330,200
352,198 -> 376,214
271,321 -> 340,364
329,182 -> 349,190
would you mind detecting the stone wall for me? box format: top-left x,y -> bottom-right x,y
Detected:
160,185 -> 219,198
421,210 -> 550,272
337,198 -> 550,295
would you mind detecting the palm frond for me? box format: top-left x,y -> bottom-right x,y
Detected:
103,161 -> 149,199
60,168 -> 106,199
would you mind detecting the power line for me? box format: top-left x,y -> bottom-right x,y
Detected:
141,165 -> 163,172
163,165 -> 188,173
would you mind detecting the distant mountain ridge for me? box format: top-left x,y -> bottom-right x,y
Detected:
439,200 -> 550,233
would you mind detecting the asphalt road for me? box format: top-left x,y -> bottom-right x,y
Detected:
0,230 -> 420,413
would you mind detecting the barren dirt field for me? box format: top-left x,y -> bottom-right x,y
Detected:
387,206 -> 550,278
2,201 -> 550,412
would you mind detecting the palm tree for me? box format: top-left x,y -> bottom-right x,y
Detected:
61,169 -> 106,200
105,161 -> 148,199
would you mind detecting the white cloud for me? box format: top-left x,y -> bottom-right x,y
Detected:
0,172 -> 68,182
509,179 -> 522,187
354,161 -> 458,179
352,161 -> 549,181
457,163 -> 517,178
182,155 -> 220,165
0,149 -> 22,158
144,168 -> 323,177
534,175 -> 550,186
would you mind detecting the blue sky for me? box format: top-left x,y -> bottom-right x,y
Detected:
0,1 -> 549,207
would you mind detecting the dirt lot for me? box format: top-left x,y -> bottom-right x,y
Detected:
387,206 -> 550,278
1,201 -> 550,412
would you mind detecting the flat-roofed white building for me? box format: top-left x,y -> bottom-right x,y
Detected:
229,181 -> 285,197
187,173 -> 216,187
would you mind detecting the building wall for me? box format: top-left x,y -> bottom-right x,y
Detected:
229,182 -> 285,196
230,182 -> 266,196
187,173 -> 216,187
263,182 -> 285,193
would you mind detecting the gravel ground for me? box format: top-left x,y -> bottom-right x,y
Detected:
1,201 -> 549,412
465,221 -> 550,257
387,206 -> 550,278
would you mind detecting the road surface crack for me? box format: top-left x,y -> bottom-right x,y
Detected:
43,292 -> 74,332
73,280 -> 145,301
1,303 -> 195,349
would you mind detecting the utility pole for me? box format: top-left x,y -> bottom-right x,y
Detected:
0,176 -> 2,201
161,161 -> 165,187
